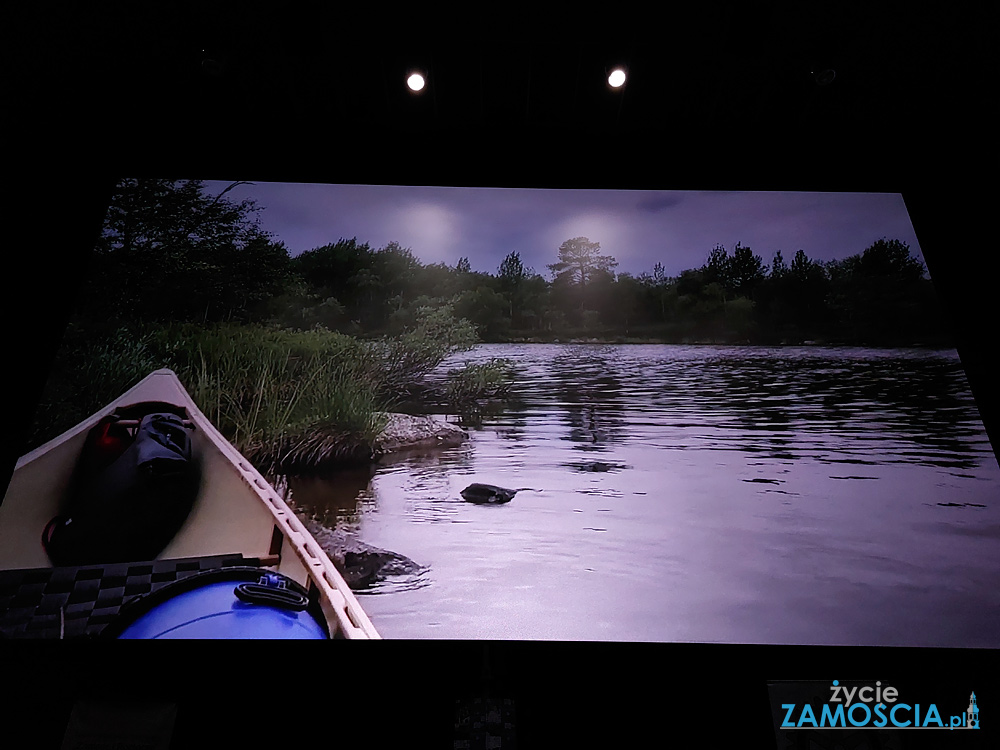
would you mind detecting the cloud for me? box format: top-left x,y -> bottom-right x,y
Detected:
635,194 -> 683,213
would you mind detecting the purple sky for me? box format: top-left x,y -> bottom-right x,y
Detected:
204,181 -> 923,279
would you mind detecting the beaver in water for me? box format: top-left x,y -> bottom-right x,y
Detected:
460,484 -> 539,504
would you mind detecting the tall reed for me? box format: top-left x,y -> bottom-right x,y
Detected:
28,317 -> 475,472
164,324 -> 389,473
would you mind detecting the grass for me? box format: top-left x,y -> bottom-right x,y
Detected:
445,358 -> 514,404
175,326 -> 389,474
28,317 -> 477,474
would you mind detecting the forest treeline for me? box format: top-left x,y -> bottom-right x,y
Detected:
84,179 -> 949,347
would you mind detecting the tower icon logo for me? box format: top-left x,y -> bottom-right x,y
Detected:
967,692 -> 979,729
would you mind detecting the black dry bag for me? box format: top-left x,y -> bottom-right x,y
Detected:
43,412 -> 201,566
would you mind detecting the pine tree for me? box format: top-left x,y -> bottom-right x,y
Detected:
547,237 -> 617,288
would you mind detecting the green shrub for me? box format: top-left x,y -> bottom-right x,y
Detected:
445,358 -> 514,404
367,304 -> 478,396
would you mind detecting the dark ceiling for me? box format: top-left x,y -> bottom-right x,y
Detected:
19,4 -> 993,187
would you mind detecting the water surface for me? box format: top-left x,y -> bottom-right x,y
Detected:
290,345 -> 1000,646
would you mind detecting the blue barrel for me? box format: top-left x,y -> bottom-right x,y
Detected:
112,569 -> 329,639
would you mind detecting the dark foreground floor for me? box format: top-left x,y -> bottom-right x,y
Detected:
2,640 -> 995,749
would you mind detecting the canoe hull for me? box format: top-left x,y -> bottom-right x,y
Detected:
0,369 -> 379,639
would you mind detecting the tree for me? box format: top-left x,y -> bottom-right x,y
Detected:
455,286 -> 509,339
755,250 -> 792,341
702,242 -> 762,299
294,238 -> 374,299
758,249 -> 829,341
790,249 -> 818,281
498,251 -> 529,324
703,244 -> 733,291
498,251 -> 527,285
348,267 -> 384,328
639,262 -> 672,322
770,250 -> 788,280
856,238 -> 925,281
606,273 -> 644,333
547,237 -> 618,288
87,178 -> 289,323
518,274 -> 550,331
415,262 -> 465,301
547,237 -> 618,328
97,179 -> 263,257
374,242 -> 421,312
826,239 -> 931,344
729,242 -> 765,298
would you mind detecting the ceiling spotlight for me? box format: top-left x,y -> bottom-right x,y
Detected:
407,72 -> 426,92
812,68 -> 836,86
200,49 -> 225,77
608,68 -> 627,88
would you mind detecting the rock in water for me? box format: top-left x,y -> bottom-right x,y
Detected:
298,515 -> 424,589
374,413 -> 468,455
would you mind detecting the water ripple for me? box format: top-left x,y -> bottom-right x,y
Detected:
306,345 -> 1000,645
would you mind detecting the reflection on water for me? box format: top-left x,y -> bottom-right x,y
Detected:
289,345 -> 1000,646
286,466 -> 376,529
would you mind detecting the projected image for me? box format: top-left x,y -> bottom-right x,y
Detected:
3,179 -> 997,645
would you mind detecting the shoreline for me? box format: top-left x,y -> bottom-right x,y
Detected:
482,337 -> 957,349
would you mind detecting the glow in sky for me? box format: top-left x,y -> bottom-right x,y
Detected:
204,182 -> 924,278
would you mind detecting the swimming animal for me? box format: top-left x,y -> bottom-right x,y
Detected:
460,483 -> 537,504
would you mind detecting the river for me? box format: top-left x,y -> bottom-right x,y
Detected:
288,344 -> 1000,646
